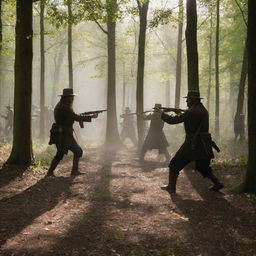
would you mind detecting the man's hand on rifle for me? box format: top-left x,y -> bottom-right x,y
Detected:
173,109 -> 183,115
154,107 -> 164,114
92,113 -> 98,118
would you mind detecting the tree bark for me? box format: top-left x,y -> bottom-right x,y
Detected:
234,40 -> 248,141
6,0 -> 34,166
122,61 -> 126,111
185,0 -> 199,92
136,0 -> 149,151
215,0 -> 220,138
0,0 -> 2,54
105,0 -> 121,148
51,45 -> 65,106
40,0 -> 45,141
206,9 -> 213,111
68,0 -> 73,89
244,0 -> 256,193
175,0 -> 183,108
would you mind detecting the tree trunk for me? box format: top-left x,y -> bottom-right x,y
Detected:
166,79 -> 170,106
185,0 -> 199,92
175,0 -> 183,108
0,0 -> 3,110
0,0 -> 2,54
234,41 -> 248,141
39,0 -> 45,141
244,0 -> 256,193
68,0 -> 73,89
6,0 -> 33,166
122,61 -> 126,111
206,9 -> 213,111
51,46 -> 65,106
105,0 -> 121,148
136,1 -> 149,152
215,0 -> 220,138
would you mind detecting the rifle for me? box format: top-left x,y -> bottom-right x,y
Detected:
79,109 -> 107,128
121,110 -> 153,116
153,107 -> 186,113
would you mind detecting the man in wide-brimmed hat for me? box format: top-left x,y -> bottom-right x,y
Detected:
157,90 -> 223,193
140,103 -> 170,162
120,107 -> 137,147
46,88 -> 98,177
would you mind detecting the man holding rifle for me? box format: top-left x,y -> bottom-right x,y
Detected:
46,88 -> 102,177
140,103 -> 170,162
156,91 -> 223,194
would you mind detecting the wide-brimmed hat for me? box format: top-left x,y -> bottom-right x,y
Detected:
154,103 -> 162,108
58,88 -> 77,97
183,90 -> 203,99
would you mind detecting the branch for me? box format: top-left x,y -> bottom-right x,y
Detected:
94,19 -> 108,34
136,0 -> 141,10
234,0 -> 248,27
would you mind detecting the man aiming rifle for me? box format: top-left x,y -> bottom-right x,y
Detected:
46,88 -> 102,177
156,91 -> 223,194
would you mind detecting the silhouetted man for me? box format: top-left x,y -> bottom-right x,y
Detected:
158,91 -> 223,193
46,88 -> 98,177
120,107 -> 137,147
1,106 -> 13,137
140,103 -> 170,162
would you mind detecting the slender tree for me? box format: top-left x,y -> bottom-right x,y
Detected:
185,0 -> 199,92
214,0 -> 220,138
0,0 -> 3,109
243,0 -> 256,193
175,0 -> 183,108
136,0 -> 149,152
67,0 -> 73,89
105,0 -> 121,147
206,6 -> 213,111
39,0 -> 46,141
6,0 -> 34,166
122,61 -> 126,111
234,40 -> 248,141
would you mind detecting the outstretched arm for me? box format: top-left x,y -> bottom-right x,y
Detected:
161,111 -> 189,125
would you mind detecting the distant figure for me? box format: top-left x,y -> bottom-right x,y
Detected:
1,106 -> 13,136
120,107 -> 137,147
140,103 -> 170,162
234,113 -> 245,141
158,91 -> 223,193
46,88 -> 98,177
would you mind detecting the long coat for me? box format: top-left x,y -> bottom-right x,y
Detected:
120,113 -> 137,141
161,103 -> 214,160
50,101 -> 92,148
142,112 -> 169,151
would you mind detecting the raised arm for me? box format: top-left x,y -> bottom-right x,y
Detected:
161,111 -> 189,125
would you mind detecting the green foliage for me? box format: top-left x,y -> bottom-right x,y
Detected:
149,9 -> 174,28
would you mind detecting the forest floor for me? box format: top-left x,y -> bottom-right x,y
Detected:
0,146 -> 256,256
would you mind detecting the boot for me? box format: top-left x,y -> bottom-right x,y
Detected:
71,157 -> 83,176
161,169 -> 178,194
46,158 -> 60,177
207,173 -> 224,191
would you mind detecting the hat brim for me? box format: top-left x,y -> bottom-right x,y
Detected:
183,96 -> 203,99
58,94 -> 77,96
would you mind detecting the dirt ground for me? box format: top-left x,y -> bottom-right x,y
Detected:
0,148 -> 255,256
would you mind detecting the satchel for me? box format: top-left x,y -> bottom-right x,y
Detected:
48,123 -> 62,145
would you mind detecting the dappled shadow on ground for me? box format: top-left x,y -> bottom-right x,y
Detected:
0,176 -> 74,247
167,166 -> 256,256
0,166 -> 27,190
0,150 -> 255,256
